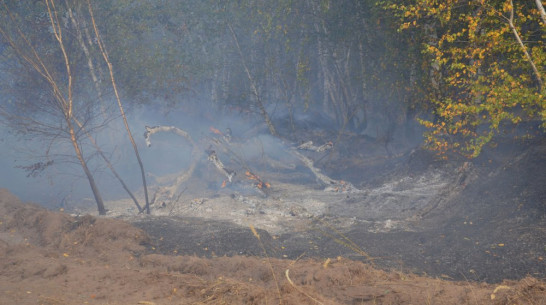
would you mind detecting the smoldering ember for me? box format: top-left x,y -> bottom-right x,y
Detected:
0,1 -> 545,304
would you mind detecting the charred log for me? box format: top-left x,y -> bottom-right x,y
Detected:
145,125 -> 194,147
206,149 -> 236,183
145,124 -> 359,205
144,125 -> 201,206
297,140 -> 333,152
290,148 -> 360,193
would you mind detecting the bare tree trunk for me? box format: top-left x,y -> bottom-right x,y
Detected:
67,119 -> 106,215
73,118 -> 143,213
87,0 -> 151,213
1,1 -> 109,215
66,3 -> 106,115
227,23 -> 277,136
307,0 -> 349,126
80,5 -> 106,82
357,40 -> 369,126
46,0 -> 107,214
308,0 -> 332,116
48,0 -> 106,214
332,46 -> 353,124
65,0 -> 146,213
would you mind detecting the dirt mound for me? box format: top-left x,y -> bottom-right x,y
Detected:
1,189 -> 545,304
0,188 -> 148,260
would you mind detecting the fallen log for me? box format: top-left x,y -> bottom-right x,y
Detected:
208,127 -> 271,195
297,140 -> 333,152
206,149 -> 236,183
144,125 -> 202,205
144,125 -> 261,200
144,125 -> 194,147
290,148 -> 361,193
144,125 -> 359,201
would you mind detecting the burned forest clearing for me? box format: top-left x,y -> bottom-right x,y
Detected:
79,123 -> 546,284
1,0 -> 546,304
1,130 -> 546,304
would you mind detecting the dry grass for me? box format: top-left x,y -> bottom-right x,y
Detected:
250,224 -> 282,304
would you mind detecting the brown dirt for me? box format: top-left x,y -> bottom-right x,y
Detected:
1,188 -> 545,305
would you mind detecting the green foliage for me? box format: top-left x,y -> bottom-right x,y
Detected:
385,0 -> 545,158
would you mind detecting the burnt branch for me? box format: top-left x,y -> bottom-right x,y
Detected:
297,141 -> 333,152
16,160 -> 54,178
291,148 -> 360,193
144,125 -> 193,147
206,149 -> 236,183
144,125 -> 202,205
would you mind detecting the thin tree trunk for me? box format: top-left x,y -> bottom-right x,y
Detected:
228,23 -> 277,136
47,0 -> 107,214
87,0 -> 151,213
507,0 -> 543,91
311,5 -> 340,123
309,0 -> 331,116
66,3 -> 106,115
357,39 -> 369,124
50,0 -> 106,214
66,0 -> 143,212
67,119 -> 106,215
535,0 -> 546,25
80,5 -> 106,83
333,46 -> 352,123
1,1 -> 107,215
73,117 -> 143,213
308,0 -> 346,125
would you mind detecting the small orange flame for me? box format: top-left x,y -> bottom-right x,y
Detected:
245,171 -> 270,189
210,126 -> 223,135
221,180 -> 227,188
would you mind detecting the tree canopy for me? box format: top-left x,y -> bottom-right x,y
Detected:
1,0 -> 544,162
385,0 -> 545,157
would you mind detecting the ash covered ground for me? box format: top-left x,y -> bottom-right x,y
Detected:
72,119 -> 546,284
1,122 -> 545,304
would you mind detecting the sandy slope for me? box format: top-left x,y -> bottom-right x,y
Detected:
1,188 -> 544,305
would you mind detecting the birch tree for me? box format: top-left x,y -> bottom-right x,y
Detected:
0,0 -> 107,214
387,0 -> 545,157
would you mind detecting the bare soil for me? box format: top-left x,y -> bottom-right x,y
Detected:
1,134 -> 545,304
1,188 -> 545,305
